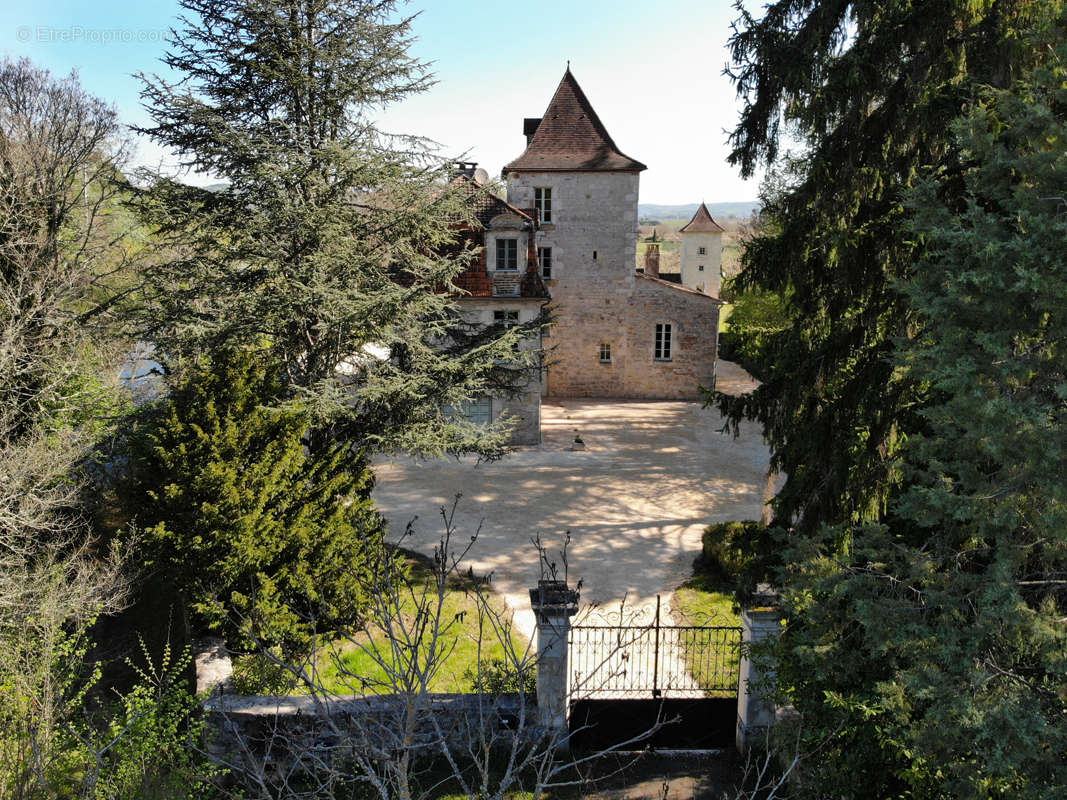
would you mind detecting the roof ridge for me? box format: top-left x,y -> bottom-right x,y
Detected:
637,272 -> 725,303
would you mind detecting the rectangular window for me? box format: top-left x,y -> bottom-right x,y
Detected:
654,323 -> 672,361
494,310 -> 519,328
698,246 -> 707,255
443,396 -> 491,427
538,246 -> 552,278
534,187 -> 552,223
698,264 -> 705,271
599,343 -> 612,363
495,310 -> 520,352
495,238 -> 518,270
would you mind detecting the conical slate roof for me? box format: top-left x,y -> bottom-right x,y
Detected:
679,202 -> 725,233
503,69 -> 646,174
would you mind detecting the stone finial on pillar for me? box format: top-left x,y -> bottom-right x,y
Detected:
529,580 -> 579,732
736,585 -> 782,754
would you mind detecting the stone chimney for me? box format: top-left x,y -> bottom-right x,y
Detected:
644,229 -> 661,277
451,161 -> 478,179
523,118 -> 542,144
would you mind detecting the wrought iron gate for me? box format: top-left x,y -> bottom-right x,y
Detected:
567,596 -> 741,751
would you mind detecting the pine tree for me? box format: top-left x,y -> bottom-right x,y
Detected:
752,11 -> 1067,796
127,349 -> 386,655
129,0 -> 539,458
718,0 -> 1057,532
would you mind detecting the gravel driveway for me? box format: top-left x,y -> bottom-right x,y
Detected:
371,361 -> 770,641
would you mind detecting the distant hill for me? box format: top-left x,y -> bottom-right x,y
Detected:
638,201 -> 759,221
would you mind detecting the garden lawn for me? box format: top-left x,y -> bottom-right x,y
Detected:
316,551 -> 531,695
672,573 -> 740,627
672,572 -> 742,697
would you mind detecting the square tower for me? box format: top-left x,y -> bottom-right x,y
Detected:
502,69 -> 647,396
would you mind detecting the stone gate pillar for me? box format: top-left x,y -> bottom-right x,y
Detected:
529,580 -> 579,732
736,587 -> 782,754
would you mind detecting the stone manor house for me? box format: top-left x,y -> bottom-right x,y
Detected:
450,69 -> 724,444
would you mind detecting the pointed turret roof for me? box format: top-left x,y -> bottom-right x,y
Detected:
679,202 -> 725,233
503,69 -> 646,174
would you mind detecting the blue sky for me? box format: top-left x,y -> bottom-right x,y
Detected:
0,0 -> 763,204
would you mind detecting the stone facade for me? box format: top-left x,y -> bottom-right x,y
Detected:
680,229 -> 723,297
449,170 -> 548,445
502,70 -> 722,400
679,202 -> 725,297
459,298 -> 545,444
532,273 -> 719,399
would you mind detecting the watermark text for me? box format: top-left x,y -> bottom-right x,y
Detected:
16,26 -> 168,45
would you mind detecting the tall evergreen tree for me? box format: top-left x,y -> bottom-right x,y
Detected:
718,0 -> 1056,532
127,349 -> 385,655
723,4 -> 1067,794
774,36 -> 1067,795
130,0 -> 539,458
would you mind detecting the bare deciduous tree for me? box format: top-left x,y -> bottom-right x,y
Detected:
206,499 -> 672,800
0,57 -> 152,798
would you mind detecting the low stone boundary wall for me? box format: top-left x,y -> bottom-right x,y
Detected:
202,690 -> 543,776
192,580 -> 784,764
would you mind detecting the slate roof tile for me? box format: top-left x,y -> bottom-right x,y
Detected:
503,69 -> 646,174
679,202 -> 725,233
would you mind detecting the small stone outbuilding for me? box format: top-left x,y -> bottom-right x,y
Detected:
679,202 -> 726,298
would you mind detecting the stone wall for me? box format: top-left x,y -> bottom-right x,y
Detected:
539,275 -> 720,399
506,171 -> 720,399
202,692 -> 542,776
457,297 -> 545,445
508,171 -> 637,398
680,230 -> 723,297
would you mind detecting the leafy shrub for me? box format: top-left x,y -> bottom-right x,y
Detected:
124,349 -> 386,657
700,520 -> 782,601
231,648 -> 299,695
701,521 -> 761,578
464,658 -> 535,696
92,642 -> 216,798
718,282 -> 793,380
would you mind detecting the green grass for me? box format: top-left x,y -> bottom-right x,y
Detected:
673,572 -> 741,627
314,551 -> 532,695
718,302 -> 733,334
673,572 -> 742,696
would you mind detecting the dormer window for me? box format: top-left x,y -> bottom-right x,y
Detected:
496,238 -> 518,270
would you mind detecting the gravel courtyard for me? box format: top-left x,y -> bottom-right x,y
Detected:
371,361 -> 771,640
